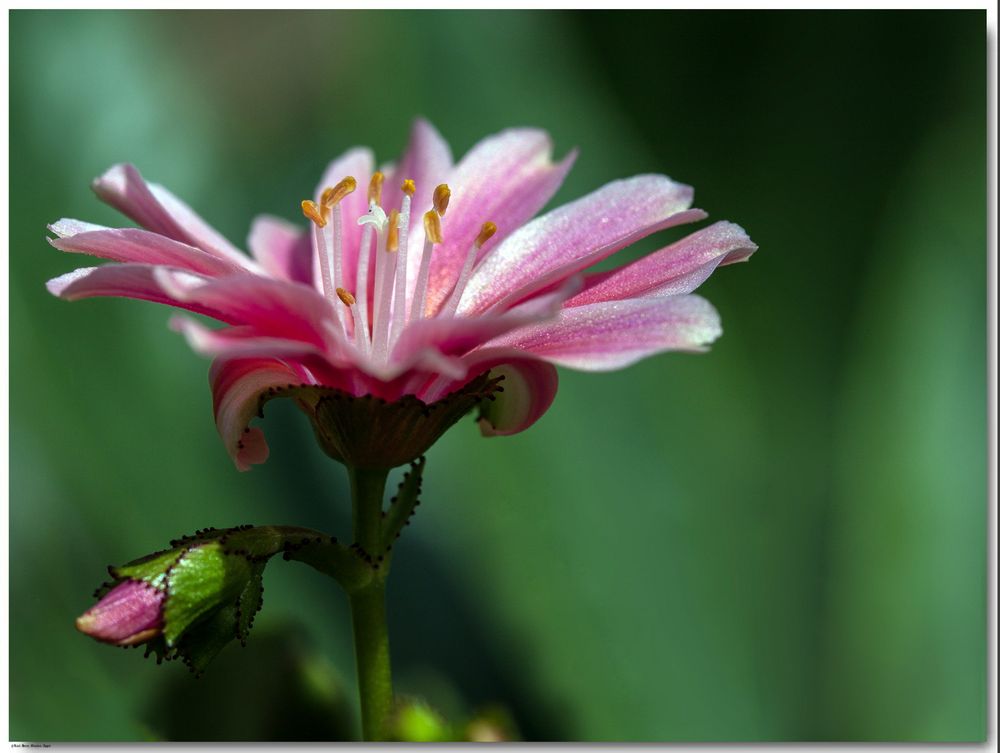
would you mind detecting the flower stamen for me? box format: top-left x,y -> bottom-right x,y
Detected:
411,210 -> 442,322
321,177 -> 357,337
389,180 -> 417,349
368,171 -> 385,206
386,208 -> 401,252
301,199 -> 326,228
302,199 -> 342,326
432,184 -> 451,216
441,221 -> 496,317
371,209 -> 400,362
353,173 -> 386,355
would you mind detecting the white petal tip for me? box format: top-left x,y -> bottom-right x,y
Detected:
45,267 -> 97,297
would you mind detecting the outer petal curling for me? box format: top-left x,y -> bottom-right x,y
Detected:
210,357 -> 504,470
48,221 -> 245,278
424,347 -> 560,436
92,164 -> 251,268
489,294 -> 723,371
566,221 -> 758,307
209,357 -> 315,471
46,265 -> 233,322
458,175 -> 703,316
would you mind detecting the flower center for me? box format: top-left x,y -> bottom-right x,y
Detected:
302,174 -> 496,366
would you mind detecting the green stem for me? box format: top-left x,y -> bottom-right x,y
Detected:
349,579 -> 392,741
347,467 -> 393,741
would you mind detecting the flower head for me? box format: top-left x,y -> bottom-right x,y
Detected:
47,120 -> 756,470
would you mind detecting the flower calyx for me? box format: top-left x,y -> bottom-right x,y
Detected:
254,371 -> 505,470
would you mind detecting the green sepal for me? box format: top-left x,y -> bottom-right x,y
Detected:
235,562 -> 266,643
179,605 -> 239,675
162,542 -> 252,647
381,457 -> 425,554
110,548 -> 184,589
135,561 -> 267,675
255,371 -> 503,470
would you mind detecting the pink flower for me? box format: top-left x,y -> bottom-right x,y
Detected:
47,120 -> 756,471
75,579 -> 164,646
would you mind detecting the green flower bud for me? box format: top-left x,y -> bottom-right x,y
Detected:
78,525 -> 332,674
87,535 -> 266,674
77,520 -> 404,675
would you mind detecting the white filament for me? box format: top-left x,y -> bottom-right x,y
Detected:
388,193 -> 413,349
410,234 -> 435,322
353,203 -> 376,354
439,241 -> 479,318
371,233 -> 397,363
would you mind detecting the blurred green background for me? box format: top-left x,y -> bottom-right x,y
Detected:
8,10 -> 986,742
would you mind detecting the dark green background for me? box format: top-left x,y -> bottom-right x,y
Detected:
8,10 -> 986,742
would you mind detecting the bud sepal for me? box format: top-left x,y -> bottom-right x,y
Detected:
78,524 -> 378,674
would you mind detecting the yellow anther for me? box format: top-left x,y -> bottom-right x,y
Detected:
387,209 -> 400,251
336,287 -> 356,306
321,176 -> 357,208
301,199 -> 326,228
423,211 -> 443,245
433,184 -> 451,216
475,221 -> 498,248
401,179 -> 416,197
368,172 -> 385,205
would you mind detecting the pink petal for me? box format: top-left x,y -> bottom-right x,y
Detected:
424,128 -> 576,313
75,579 -> 164,646
237,427 -> 270,469
170,318 -> 326,361
92,164 -> 251,268
153,269 -> 341,350
382,119 -> 454,297
391,277 -> 578,364
490,294 -> 722,371
477,358 -> 559,437
47,264 -> 234,321
210,358 -> 309,471
459,175 -> 704,316
382,118 -> 453,216
419,347 -> 559,436
566,221 -> 758,307
48,220 -> 245,278
314,147 -> 375,298
247,214 -> 313,284
208,355 -> 368,470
